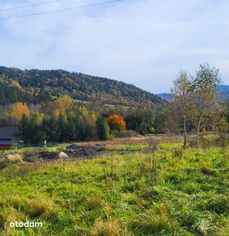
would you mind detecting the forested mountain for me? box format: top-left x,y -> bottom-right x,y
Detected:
0,66 -> 162,106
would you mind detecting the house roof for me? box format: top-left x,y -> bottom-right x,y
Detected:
0,127 -> 17,140
0,140 -> 12,145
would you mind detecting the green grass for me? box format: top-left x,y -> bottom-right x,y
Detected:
0,143 -> 228,235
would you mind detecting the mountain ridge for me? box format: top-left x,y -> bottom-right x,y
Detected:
0,66 -> 163,106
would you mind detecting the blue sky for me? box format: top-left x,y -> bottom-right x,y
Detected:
0,0 -> 229,93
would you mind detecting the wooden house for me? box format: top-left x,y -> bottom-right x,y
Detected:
0,127 -> 18,150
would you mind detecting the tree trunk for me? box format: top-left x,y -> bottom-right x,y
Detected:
183,115 -> 187,148
197,115 -> 203,147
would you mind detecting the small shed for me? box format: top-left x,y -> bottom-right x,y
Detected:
0,127 -> 18,150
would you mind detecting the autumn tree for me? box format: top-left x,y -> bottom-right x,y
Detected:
107,114 -> 126,131
8,102 -> 30,125
10,80 -> 21,89
75,107 -> 97,141
55,95 -> 73,111
42,95 -> 73,118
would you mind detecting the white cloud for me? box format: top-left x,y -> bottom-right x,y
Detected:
0,0 -> 229,93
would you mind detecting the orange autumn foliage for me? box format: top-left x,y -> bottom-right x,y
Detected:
107,114 -> 126,131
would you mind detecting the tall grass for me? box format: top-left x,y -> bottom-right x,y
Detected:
0,143 -> 228,235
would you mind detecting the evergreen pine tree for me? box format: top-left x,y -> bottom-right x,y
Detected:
96,117 -> 110,140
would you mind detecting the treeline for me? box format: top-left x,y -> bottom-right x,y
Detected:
0,95 -> 165,145
17,108 -> 164,145
19,108 -> 98,144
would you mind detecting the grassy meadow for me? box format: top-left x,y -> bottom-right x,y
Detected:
0,141 -> 228,236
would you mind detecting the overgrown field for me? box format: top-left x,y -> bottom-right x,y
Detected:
0,143 -> 228,236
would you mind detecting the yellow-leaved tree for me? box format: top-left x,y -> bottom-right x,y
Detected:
8,102 -> 30,125
41,95 -> 73,118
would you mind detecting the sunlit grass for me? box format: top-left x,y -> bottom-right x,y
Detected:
0,143 -> 228,235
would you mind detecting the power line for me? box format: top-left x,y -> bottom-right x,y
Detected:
0,0 -> 123,20
0,0 -> 64,12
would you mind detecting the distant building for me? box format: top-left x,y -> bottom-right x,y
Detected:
0,127 -> 18,150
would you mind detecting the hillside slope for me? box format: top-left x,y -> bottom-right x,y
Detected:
0,66 -> 162,106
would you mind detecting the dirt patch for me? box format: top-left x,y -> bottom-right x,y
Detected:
23,145 -> 98,163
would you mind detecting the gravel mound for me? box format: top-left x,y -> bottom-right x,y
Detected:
65,147 -> 97,158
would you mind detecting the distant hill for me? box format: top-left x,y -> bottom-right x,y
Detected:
219,85 -> 229,92
219,85 -> 229,100
156,93 -> 171,101
157,85 -> 229,101
0,66 -> 162,106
